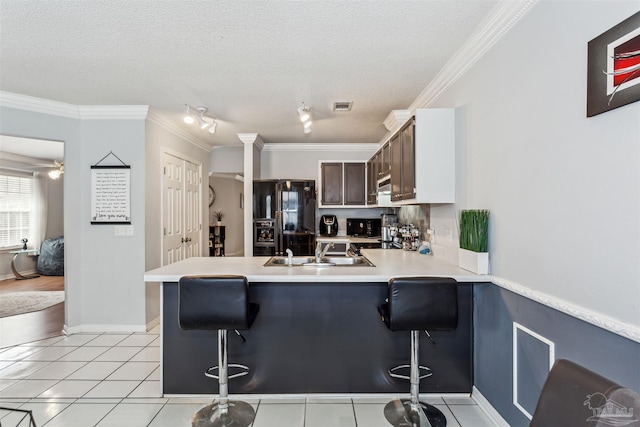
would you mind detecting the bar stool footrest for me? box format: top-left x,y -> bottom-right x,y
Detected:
205,364 -> 250,380
388,364 -> 432,380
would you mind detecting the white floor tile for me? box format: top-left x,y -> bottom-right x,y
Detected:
147,324 -> 160,334
41,402 -> 116,427
0,379 -> 17,392
0,361 -> 50,379
353,402 -> 395,427
129,346 -> 160,362
87,334 -> 130,347
432,404 -> 462,427
0,346 -> 44,361
0,361 -> 15,371
94,346 -> 143,362
128,380 -> 162,398
117,334 -> 158,347
443,395 -> 476,405
23,346 -> 77,361
26,361 -> 87,380
66,361 -> 123,380
57,346 -> 109,361
148,336 -> 160,346
21,336 -> 65,347
0,379 -> 59,398
1,401 -> 70,426
259,397 -> 306,404
305,403 -> 356,427
448,403 -> 496,427
147,402 -> 207,427
51,334 -> 100,347
38,380 -> 99,399
95,402 -> 165,426
106,361 -> 158,380
82,380 -> 141,398
146,366 -> 160,381
252,403 -> 305,427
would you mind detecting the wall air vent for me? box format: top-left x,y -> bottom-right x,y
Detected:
332,102 -> 353,112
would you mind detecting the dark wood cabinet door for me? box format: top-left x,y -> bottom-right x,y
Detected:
344,162 -> 366,205
382,142 -> 391,177
367,157 -> 376,205
390,133 -> 402,201
321,162 -> 343,205
401,119 -> 415,200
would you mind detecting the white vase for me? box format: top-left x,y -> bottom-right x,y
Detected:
458,248 -> 489,274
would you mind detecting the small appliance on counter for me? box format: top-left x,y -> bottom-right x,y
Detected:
380,213 -> 398,249
319,215 -> 338,236
346,218 -> 381,237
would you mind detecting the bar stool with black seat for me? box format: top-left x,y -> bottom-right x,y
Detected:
178,275 -> 260,427
378,277 -> 458,427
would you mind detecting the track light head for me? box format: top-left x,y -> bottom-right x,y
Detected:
183,105 -> 217,134
298,104 -> 311,122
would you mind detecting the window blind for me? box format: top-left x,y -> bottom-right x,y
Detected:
0,174 -> 33,248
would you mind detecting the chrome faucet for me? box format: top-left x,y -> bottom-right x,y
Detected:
315,241 -> 334,263
286,248 -> 293,266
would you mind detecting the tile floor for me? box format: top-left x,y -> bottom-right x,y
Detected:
0,326 -> 498,426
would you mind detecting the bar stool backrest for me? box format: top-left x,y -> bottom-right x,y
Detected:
178,275 -> 250,330
387,277 -> 458,331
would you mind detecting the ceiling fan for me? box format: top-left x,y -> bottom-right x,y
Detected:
32,160 -> 64,179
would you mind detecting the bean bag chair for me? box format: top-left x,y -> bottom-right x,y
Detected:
36,236 -> 64,276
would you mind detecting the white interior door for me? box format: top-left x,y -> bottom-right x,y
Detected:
162,152 -> 202,266
184,159 -> 201,258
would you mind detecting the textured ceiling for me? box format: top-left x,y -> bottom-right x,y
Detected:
0,1 -> 499,146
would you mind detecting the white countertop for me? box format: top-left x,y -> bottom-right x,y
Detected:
144,249 -> 489,283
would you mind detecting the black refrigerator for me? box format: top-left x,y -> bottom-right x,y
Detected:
253,179 -> 316,256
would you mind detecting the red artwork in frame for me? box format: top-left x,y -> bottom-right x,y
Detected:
587,11 -> 640,117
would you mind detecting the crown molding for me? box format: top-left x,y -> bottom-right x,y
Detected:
408,0 -> 538,112
0,91 -> 79,118
0,91 -> 150,120
78,105 -> 148,119
147,110 -> 213,153
262,143 -> 379,152
383,110 -> 411,132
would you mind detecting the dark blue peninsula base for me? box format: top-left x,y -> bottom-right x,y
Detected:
162,281 -> 473,395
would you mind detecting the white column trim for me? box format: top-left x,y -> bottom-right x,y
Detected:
472,386 -> 511,427
238,133 -> 264,257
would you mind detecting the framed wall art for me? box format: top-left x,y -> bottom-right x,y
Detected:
90,152 -> 131,224
587,11 -> 640,117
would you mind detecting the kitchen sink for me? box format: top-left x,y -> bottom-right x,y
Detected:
263,255 -> 374,267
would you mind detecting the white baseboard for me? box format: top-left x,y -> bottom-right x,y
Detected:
146,316 -> 160,331
472,386 -> 511,427
64,324 -> 147,335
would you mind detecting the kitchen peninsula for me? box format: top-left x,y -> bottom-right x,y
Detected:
144,250 -> 489,396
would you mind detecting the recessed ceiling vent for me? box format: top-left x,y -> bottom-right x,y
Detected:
332,102 -> 353,112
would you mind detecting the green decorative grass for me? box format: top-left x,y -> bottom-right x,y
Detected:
459,209 -> 489,253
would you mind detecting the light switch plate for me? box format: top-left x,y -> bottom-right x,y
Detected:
115,225 -> 134,236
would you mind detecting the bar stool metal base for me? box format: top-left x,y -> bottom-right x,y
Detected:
383,399 -> 447,427
192,400 -> 255,427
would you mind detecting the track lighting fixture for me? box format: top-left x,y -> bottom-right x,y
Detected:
183,105 -> 218,135
298,103 -> 312,134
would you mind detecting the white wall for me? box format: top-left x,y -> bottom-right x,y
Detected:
210,145 -> 243,174
429,1 -> 640,327
145,119 -> 211,325
209,176 -> 244,256
0,104 -> 150,331
46,175 -> 64,239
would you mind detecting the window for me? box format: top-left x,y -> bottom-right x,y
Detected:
0,173 -> 32,249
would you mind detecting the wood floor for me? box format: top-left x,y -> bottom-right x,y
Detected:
0,275 -> 65,348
